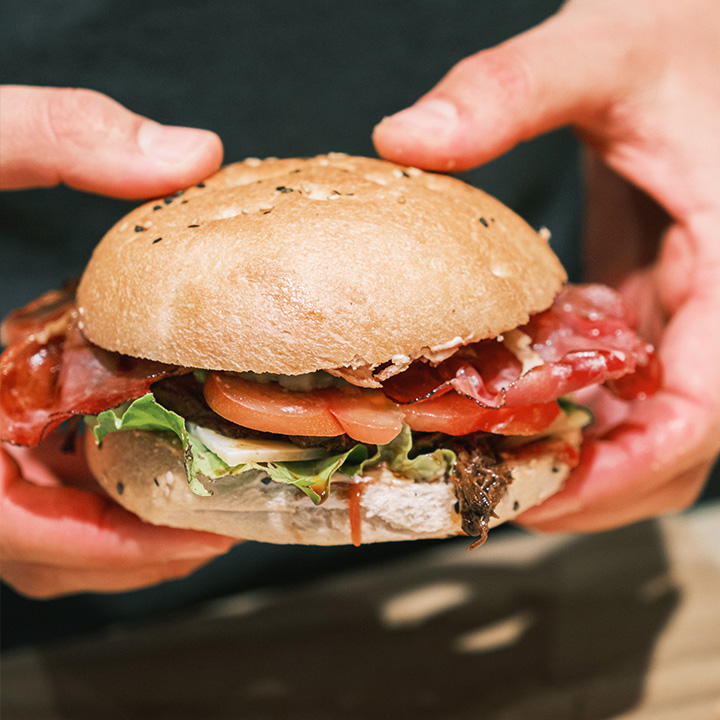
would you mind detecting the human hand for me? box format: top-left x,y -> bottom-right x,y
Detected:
373,0 -> 720,532
0,85 -> 234,597
0,85 -> 223,197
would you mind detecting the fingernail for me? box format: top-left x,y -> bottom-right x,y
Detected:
382,98 -> 459,136
138,121 -> 217,166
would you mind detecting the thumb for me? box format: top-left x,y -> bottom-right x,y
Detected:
0,85 -> 223,199
373,5 -> 629,172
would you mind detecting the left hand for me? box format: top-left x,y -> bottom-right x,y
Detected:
0,85 -> 234,597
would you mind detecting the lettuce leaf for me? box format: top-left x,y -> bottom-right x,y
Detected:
89,393 -> 455,504
90,393 -> 212,496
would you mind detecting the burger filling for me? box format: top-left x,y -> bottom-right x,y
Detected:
0,283 -> 660,544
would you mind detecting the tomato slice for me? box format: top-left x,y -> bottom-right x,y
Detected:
204,373 -> 345,437
403,392 -> 561,436
205,372 -> 558,443
325,386 -> 404,445
204,373 -> 404,444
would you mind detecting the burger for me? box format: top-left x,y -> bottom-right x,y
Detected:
0,154 -> 660,547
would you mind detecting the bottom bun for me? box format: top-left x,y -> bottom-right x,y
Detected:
85,429 -> 580,545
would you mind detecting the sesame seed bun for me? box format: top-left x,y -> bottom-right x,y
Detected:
76,154 -> 565,375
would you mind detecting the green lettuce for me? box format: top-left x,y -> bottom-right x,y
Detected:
89,393 -> 456,504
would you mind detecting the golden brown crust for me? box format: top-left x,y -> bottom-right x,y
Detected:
84,428 -> 578,545
76,154 -> 566,374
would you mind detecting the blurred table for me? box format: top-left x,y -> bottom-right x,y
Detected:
3,503 -> 720,720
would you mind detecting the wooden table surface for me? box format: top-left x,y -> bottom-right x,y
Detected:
3,503 -> 720,719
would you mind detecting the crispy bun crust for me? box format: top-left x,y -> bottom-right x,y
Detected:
85,429 -> 579,545
76,154 -> 566,375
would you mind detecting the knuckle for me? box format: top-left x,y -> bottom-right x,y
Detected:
43,88 -> 127,151
452,45 -> 536,115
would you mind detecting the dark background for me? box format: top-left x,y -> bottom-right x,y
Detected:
1,0 -> 717,649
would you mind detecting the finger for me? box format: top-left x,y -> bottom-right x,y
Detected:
517,458 -> 711,533
0,447 -> 236,569
515,369 -> 718,531
372,4 -> 633,171
1,556 -> 214,599
4,429 -> 97,491
0,85 -> 223,198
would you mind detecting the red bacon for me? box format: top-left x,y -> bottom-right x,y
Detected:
0,308 -> 186,445
0,280 -> 78,347
383,284 -> 661,408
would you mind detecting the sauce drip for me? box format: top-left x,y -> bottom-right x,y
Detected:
348,483 -> 365,547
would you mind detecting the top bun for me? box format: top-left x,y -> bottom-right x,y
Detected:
77,154 -> 566,375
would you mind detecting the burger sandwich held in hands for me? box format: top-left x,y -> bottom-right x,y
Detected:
0,154 -> 661,547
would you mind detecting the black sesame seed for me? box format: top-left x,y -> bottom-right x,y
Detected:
153,205 -> 162,211
163,197 -> 173,204
153,477 -> 160,487
152,237 -> 162,244
197,182 -> 206,188
513,501 -> 520,511
401,170 -> 410,178
276,186 -> 293,193
173,189 -> 185,197
261,476 -> 272,485
117,482 -> 124,495
135,225 -> 145,232
181,200 -> 188,204
552,465 -> 560,473
479,217 -> 489,227
263,210 -> 272,214
187,224 -> 200,228
453,501 -> 460,513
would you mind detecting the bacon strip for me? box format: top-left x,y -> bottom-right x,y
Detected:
383,284 -> 661,408
0,308 -> 187,445
0,280 -> 78,347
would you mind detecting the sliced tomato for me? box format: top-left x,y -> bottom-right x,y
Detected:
204,373 -> 345,437
204,373 -> 404,444
403,391 -> 561,436
325,386 -> 404,445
